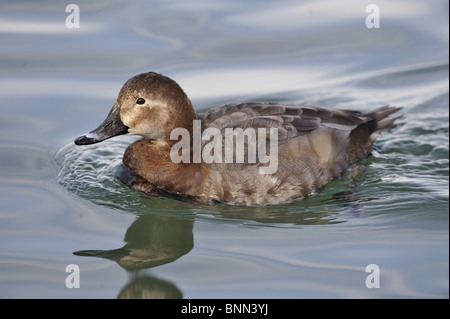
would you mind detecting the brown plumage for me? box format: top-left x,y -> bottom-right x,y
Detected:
74,72 -> 402,206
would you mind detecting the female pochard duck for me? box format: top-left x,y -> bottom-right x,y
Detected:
75,72 -> 402,206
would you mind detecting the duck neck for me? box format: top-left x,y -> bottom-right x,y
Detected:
122,138 -> 207,196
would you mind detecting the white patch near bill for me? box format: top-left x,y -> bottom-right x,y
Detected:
85,131 -> 100,140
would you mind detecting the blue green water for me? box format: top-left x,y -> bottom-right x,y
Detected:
0,0 -> 448,298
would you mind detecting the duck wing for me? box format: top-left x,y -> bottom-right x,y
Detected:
197,102 -> 367,143
196,102 -> 401,168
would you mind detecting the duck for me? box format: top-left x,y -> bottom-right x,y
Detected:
74,72 -> 402,206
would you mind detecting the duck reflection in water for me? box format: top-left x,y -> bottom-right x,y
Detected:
74,213 -> 193,299
72,170 -> 369,299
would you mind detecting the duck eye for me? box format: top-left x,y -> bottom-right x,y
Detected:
136,98 -> 145,105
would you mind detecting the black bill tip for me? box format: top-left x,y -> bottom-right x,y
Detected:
74,132 -> 102,145
73,106 -> 129,146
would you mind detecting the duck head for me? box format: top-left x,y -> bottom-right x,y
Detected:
74,72 -> 197,145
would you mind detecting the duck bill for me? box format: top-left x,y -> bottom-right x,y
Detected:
74,106 -> 129,145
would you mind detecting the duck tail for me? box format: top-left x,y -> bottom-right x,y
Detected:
347,105 -> 402,163
364,105 -> 403,133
